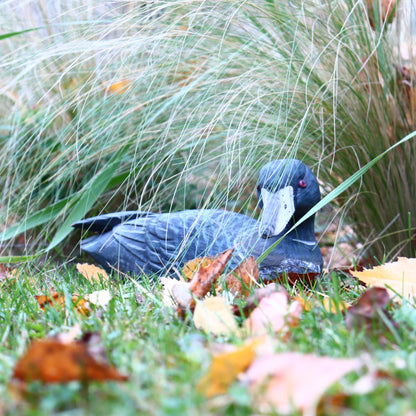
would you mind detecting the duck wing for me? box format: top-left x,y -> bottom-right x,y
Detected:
72,211 -> 153,233
80,209 -> 257,276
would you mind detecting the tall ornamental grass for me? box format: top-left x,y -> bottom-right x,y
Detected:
0,0 -> 414,262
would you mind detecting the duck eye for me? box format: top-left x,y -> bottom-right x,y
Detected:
299,180 -> 307,188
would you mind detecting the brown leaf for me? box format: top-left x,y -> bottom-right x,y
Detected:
198,340 -> 258,397
240,353 -> 362,414
189,248 -> 234,305
182,256 -> 216,281
193,296 -> 239,336
245,291 -> 302,336
12,332 -> 128,383
225,256 -> 259,297
345,287 -> 394,334
76,263 -> 109,284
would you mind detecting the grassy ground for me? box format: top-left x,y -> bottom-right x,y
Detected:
1,263 -> 416,415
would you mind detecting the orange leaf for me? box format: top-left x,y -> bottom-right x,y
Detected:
225,256 -> 259,297
189,248 -> 234,304
36,293 -> 66,311
76,263 -> 109,284
198,341 -> 258,397
182,256 -> 216,281
13,333 -> 128,383
71,294 -> 91,316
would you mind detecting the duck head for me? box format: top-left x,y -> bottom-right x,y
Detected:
257,159 -> 320,238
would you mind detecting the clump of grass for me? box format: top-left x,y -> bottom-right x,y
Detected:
0,1 -> 415,263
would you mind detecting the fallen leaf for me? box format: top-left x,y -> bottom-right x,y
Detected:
13,332 -> 128,383
36,293 -> 66,311
245,291 -> 302,336
198,341 -> 258,397
224,256 -> 259,297
232,283 -> 282,317
71,294 -> 91,316
345,287 -> 396,340
85,289 -> 112,309
189,248 -> 234,301
193,296 -> 239,336
76,263 -> 109,284
351,257 -> 416,301
240,353 -> 362,414
182,256 -> 216,281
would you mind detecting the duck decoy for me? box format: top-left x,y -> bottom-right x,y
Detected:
72,159 -> 323,278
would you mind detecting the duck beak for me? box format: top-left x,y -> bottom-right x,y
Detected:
259,186 -> 295,238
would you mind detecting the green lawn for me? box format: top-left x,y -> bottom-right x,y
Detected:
1,265 -> 416,415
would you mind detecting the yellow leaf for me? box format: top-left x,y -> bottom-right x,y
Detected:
76,263 -> 109,284
198,341 -> 257,397
105,80 -> 132,95
193,296 -> 238,336
351,257 -> 416,301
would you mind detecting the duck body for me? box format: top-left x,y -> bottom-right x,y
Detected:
73,160 -> 323,278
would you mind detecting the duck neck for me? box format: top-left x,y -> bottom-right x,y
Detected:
287,215 -> 317,243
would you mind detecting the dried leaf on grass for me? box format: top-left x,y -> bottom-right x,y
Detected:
245,291 -> 302,336
224,256 -> 259,297
240,353 -> 362,415
193,297 -> 239,336
36,293 -> 66,311
189,249 -> 234,301
85,289 -> 112,309
36,289 -> 111,316
182,256 -> 217,281
12,331 -> 128,383
232,283 -> 282,317
76,263 -> 109,284
351,257 -> 416,301
345,287 -> 396,339
162,249 -> 234,314
198,340 -> 259,397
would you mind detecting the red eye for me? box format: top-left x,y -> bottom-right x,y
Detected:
299,180 -> 307,188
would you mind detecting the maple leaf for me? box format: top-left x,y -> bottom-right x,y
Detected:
12,331 -> 128,383
240,353 -> 362,414
193,296 -> 239,336
351,257 -> 416,301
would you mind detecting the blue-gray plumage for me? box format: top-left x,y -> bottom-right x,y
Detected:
72,159 -> 323,278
